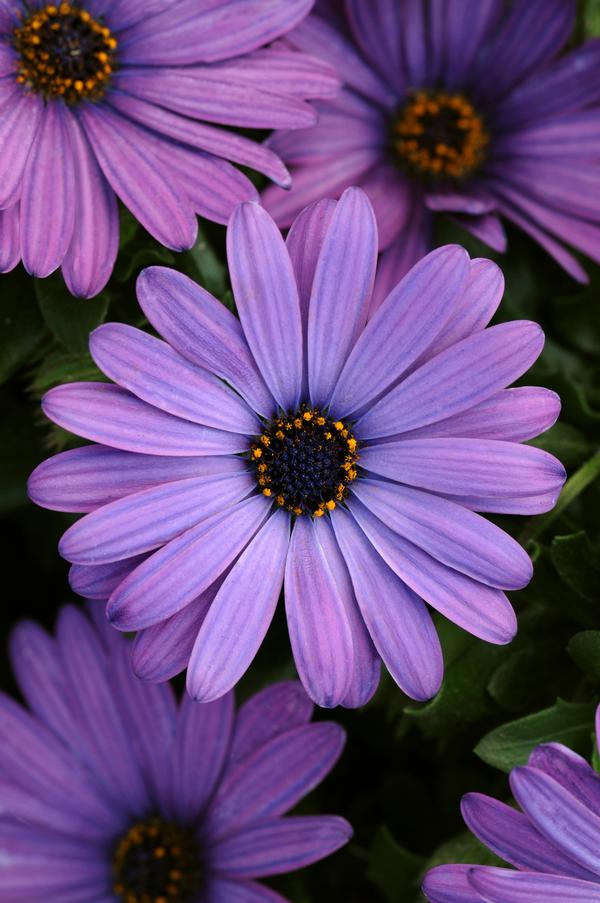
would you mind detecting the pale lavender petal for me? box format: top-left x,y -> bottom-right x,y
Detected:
21,103 -> 75,278
0,203 -> 19,272
137,266 -> 274,417
228,203 -> 303,411
422,864 -> 482,903
90,323 -> 259,434
357,322 -> 545,439
211,46 -> 340,99
42,383 -> 246,455
0,84 -> 42,207
332,507 -> 443,700
78,104 -> 197,250
59,471 -> 254,565
329,245 -> 470,419
369,199 -> 432,315
229,682 -> 314,767
187,510 -> 289,702
528,743 -> 600,816
208,815 -> 351,877
107,496 -> 269,631
307,187 -> 377,406
469,867 -> 600,902
61,114 -> 118,298
286,198 -> 336,337
358,164 -> 414,250
353,480 -> 533,590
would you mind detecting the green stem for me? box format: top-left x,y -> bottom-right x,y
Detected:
520,449 -> 600,544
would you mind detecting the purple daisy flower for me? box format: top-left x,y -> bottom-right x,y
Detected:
1,603 -> 350,902
423,704 -> 600,903
28,189 -> 565,708
263,0 -> 600,306
0,0 -> 339,297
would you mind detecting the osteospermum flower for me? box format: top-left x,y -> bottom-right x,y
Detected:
29,189 -> 566,707
1,604 -> 350,902
423,705 -> 600,903
0,0 -> 338,297
263,0 -> 600,305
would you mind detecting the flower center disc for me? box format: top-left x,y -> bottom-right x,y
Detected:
113,817 -> 201,903
250,406 -> 359,517
13,2 -> 116,103
393,90 -> 489,179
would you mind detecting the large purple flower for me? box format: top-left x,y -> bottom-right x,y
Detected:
29,189 -> 565,707
263,0 -> 600,306
423,705 -> 600,903
1,604 -> 350,902
0,0 -> 338,297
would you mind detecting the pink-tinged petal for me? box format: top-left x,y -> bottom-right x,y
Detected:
203,878 -> 289,903
21,103 -> 75,278
90,323 -> 259,434
187,510 -> 289,702
69,556 -> 148,600
286,198 -> 336,336
29,445 -> 245,513
307,187 -> 377,406
422,863 -> 482,903
450,211 -> 508,254
78,104 -> 197,250
169,692 -> 234,824
121,0 -> 314,65
205,721 -> 345,839
356,321 -> 545,439
0,203 -> 19,272
107,496 -> 269,631
399,387 -> 561,442
132,580 -> 224,683
462,793 -> 599,881
285,518 -> 355,708
329,245 -> 470,419
59,471 -> 254,565
228,203 -> 303,411
137,266 -> 274,418
528,743 -> 600,817
108,91 -> 290,187
0,84 -> 42,207
61,114 -> 118,298
369,197 -> 432,315
359,164 -> 414,250
510,766 -> 600,876
209,46 -> 340,99
42,383 -> 246,455
229,682 -> 314,767
361,438 -> 565,499
332,507 -> 443,700
348,498 -> 517,645
208,815 -> 351,877
353,480 -> 532,590
469,867 -> 600,903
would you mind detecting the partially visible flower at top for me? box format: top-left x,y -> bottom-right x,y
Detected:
263,0 -> 600,308
0,604 -> 350,902
29,189 -> 565,708
423,704 -> 600,903
0,0 -> 338,296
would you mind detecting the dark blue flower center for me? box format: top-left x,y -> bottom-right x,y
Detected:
113,817 -> 201,903
13,3 -> 116,103
250,406 -> 359,517
393,89 -> 488,179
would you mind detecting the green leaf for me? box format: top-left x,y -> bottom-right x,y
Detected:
475,699 -> 597,772
363,826 -> 424,903
35,273 -> 110,353
584,0 -> 600,36
29,349 -> 105,397
182,229 -> 229,301
568,631 -> 600,680
528,422 -> 591,469
551,532 -> 600,602
0,270 -> 46,383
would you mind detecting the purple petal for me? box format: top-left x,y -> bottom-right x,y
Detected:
212,46 -> 341,99
332,507 -> 443,700
286,198 -> 336,339
0,84 -> 42,207
21,103 -> 75,278
187,510 -> 289,702
203,878 -> 289,902
229,682 -> 314,767
450,211 -> 508,254
42,383 -> 246,455
69,556 -> 147,600
440,0 -> 501,88
494,111 -> 600,159
0,203 -> 19,272
528,743 -> 600,817
205,721 -> 345,839
107,496 -> 269,631
353,479 -> 533,590
307,187 -> 377,406
345,0 -> 404,92
285,518 -> 356,707
348,498 -> 517,645
59,471 -> 254,565
90,322 -> 259,434
227,203 -> 303,411
208,815 -> 351,877
469,867 -> 600,903
356,321 -> 545,439
78,103 -> 197,250
61,114 -> 118,298
422,864 -> 482,903
425,187 -> 495,215
137,266 -> 274,417
329,245 -> 470,419
358,164 -> 414,250
369,196 -> 432,315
